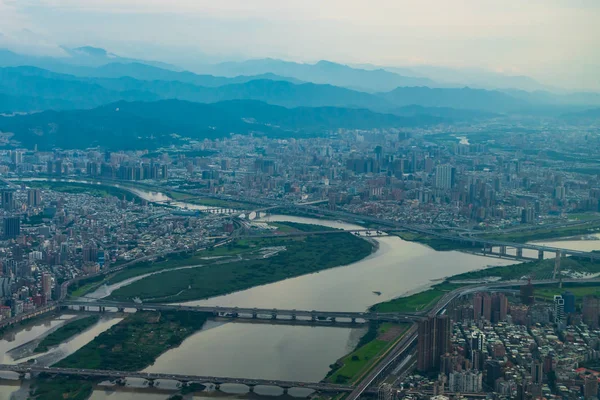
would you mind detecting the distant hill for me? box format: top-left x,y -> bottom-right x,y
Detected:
390,105 -> 499,120
200,59 -> 438,92
562,108 -> 600,119
1,67 -> 358,112
376,86 -> 528,112
0,100 -> 440,150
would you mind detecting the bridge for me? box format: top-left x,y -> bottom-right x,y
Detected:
285,205 -> 600,262
0,365 -> 361,394
62,300 -> 423,324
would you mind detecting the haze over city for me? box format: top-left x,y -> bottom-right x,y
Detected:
1,1 -> 600,400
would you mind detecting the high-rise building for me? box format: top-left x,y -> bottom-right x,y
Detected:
485,360 -> 502,388
584,375 -> 598,399
27,189 -> 42,207
473,293 -> 483,320
417,315 -> 451,372
10,150 -> 23,165
531,359 -> 543,385
3,217 -> 20,239
435,165 -> 455,189
520,282 -> 535,305
42,273 -> 52,301
562,291 -> 576,314
1,189 -> 15,211
583,296 -> 600,329
82,243 -> 99,263
554,295 -> 565,324
482,294 -> 492,321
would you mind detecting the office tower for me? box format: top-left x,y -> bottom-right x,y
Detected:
1,189 -> 15,211
562,291 -> 575,314
473,293 -> 483,320
435,165 -> 455,189
520,282 -> 535,305
485,360 -> 502,388
531,359 -> 543,385
585,375 -> 598,399
3,217 -> 20,239
521,207 -> 535,223
583,296 -> 600,329
417,315 -> 451,372
554,295 -> 565,324
27,189 -> 42,207
482,293 -> 492,321
42,273 -> 52,301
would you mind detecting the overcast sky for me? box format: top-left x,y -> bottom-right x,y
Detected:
1,0 -> 599,90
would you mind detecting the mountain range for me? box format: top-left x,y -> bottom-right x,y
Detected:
0,99 -> 440,150
0,65 -> 576,116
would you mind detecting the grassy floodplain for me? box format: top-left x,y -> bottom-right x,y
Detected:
108,223 -> 373,303
34,315 -> 100,353
55,310 -> 208,371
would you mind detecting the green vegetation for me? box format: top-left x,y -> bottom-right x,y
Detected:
394,232 -> 480,251
23,181 -> 140,203
28,375 -> 94,400
109,231 -> 373,303
326,322 -> 409,384
532,282 -> 600,304
55,310 -> 208,371
35,316 -> 100,353
371,283 -> 463,313
450,257 -> 600,282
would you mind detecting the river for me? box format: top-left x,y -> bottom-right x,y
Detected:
1,181 -> 588,399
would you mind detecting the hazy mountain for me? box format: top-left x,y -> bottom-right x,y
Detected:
0,100 -> 440,150
376,86 -> 528,112
199,59 -> 438,92
562,108 -> 600,119
390,105 -> 499,120
502,89 -> 600,107
383,65 -> 550,92
0,67 -> 159,111
0,46 -> 178,71
0,66 -> 392,112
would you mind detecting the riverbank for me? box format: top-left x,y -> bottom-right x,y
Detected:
56,310 -> 209,371
108,227 -> 374,303
34,315 -> 100,353
371,254 -> 600,313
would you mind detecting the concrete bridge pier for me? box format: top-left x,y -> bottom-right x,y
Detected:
79,306 -> 86,312
18,373 -> 26,381
351,317 -> 356,324
247,384 -> 255,393
214,383 -> 221,391
231,312 -> 239,318
283,388 -> 289,395
291,314 -> 296,321
118,307 -> 125,313
516,248 -> 523,258
146,379 -> 155,387
311,314 -> 317,322
271,313 -> 277,320
331,317 -> 336,324
252,312 -> 257,319
500,246 -> 507,256
538,250 -> 544,260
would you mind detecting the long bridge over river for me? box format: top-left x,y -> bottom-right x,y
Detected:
62,300 -> 423,324
0,365 -> 363,394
